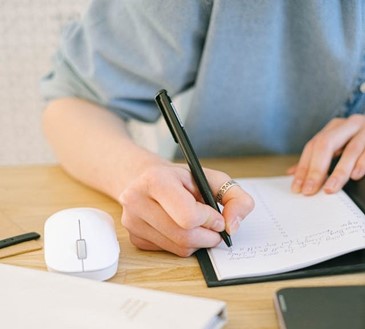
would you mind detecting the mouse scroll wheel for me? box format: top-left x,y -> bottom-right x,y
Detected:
76,239 -> 87,259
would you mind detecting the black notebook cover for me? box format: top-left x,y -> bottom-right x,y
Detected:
196,178 -> 365,287
274,286 -> 365,329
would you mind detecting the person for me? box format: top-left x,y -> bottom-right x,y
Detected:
41,1 -> 365,257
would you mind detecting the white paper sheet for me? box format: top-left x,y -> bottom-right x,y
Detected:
0,264 -> 226,329
208,176 -> 365,280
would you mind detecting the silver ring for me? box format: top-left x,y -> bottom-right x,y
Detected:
216,179 -> 240,204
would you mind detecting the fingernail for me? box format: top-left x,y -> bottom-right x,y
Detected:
291,179 -> 303,193
212,219 -> 224,232
324,177 -> 338,193
302,180 -> 315,195
352,168 -> 362,179
229,216 -> 242,235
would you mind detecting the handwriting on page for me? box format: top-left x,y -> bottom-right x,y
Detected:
228,220 -> 365,260
208,176 -> 365,280
227,182 -> 365,260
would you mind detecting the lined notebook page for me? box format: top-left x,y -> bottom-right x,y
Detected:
208,176 -> 365,280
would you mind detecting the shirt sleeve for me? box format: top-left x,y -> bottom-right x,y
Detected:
40,0 -> 212,122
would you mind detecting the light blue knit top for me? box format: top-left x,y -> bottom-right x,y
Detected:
41,0 -> 365,157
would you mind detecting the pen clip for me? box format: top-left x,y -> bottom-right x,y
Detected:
155,89 -> 179,144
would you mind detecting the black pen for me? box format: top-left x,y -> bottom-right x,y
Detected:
0,232 -> 40,249
155,89 -> 232,248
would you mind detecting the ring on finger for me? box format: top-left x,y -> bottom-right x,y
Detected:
216,179 -> 240,204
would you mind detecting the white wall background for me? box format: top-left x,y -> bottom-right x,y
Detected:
0,0 -> 89,165
0,0 -> 192,165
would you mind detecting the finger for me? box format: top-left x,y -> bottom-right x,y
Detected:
183,167 -> 255,235
296,117 -> 362,195
125,215 -> 198,257
129,235 -> 162,251
147,197 -> 224,240
323,130 -> 365,192
123,206 -> 221,257
121,187 -> 223,255
222,193 -> 254,235
209,179 -> 255,235
286,164 -> 297,175
291,142 -> 314,193
351,150 -> 365,180
300,143 -> 332,195
146,167 -> 225,230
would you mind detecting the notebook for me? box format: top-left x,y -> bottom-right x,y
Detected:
274,286 -> 365,329
0,263 -> 226,329
196,176 -> 365,287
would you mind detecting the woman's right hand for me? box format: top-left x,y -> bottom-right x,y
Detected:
42,98 -> 254,257
119,163 -> 254,257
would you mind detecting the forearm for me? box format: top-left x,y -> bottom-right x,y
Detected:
42,97 -> 167,200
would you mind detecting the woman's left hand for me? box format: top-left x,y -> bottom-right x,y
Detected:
288,114 -> 365,195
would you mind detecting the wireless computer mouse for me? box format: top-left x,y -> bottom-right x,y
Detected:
44,207 -> 120,281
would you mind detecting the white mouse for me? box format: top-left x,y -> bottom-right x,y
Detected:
44,207 -> 120,281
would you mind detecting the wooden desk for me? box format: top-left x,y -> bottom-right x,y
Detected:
1,155 -> 364,329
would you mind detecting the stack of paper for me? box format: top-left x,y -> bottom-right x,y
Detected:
0,264 -> 226,329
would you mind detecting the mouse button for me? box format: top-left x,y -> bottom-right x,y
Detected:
83,254 -> 119,272
45,246 -> 83,273
79,217 -> 115,243
44,222 -> 83,272
81,215 -> 113,232
83,238 -> 119,271
46,218 -> 80,244
44,236 -> 83,271
76,239 -> 87,259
